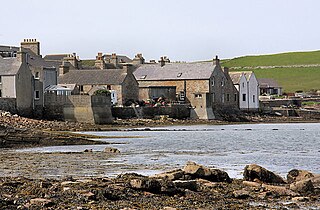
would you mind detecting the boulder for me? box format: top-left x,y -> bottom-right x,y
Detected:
173,180 -> 197,191
287,169 -> 314,184
262,184 -> 298,196
104,147 -> 120,153
243,164 -> 286,184
129,178 -> 162,193
289,179 -> 314,194
183,161 -> 231,183
150,169 -> 184,181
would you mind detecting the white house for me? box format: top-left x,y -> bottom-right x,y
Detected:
229,71 -> 259,111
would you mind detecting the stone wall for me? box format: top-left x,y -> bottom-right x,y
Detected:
0,98 -> 17,114
112,105 -> 190,119
44,94 -> 113,124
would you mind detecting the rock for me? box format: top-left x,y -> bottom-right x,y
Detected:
262,184 -> 298,196
150,169 -> 184,181
173,180 -> 197,191
287,169 -> 314,184
183,161 -> 231,183
84,149 -> 93,153
243,164 -> 286,184
292,196 -> 310,202
30,198 -> 53,206
233,189 -> 250,199
289,179 -> 314,194
242,181 -> 262,188
162,207 -> 177,210
129,178 -> 162,193
104,147 -> 120,153
196,179 -> 219,188
61,181 -> 80,186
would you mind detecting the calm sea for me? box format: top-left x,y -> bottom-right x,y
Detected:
17,123 -> 320,178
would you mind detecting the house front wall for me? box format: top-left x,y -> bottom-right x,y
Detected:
2,75 -> 16,98
238,75 -> 248,110
248,73 -> 259,110
121,74 -> 139,104
15,64 -> 34,116
211,67 -> 239,111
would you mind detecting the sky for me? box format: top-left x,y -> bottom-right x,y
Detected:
1,0 -> 319,61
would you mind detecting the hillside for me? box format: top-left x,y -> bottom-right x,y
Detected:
221,51 -> 320,93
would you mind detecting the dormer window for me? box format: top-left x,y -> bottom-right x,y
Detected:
177,73 -> 182,77
140,75 -> 147,79
35,72 -> 40,79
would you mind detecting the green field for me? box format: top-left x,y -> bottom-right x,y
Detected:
221,50 -> 320,67
221,51 -> 320,93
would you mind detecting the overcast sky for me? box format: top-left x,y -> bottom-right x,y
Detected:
1,0 -> 319,61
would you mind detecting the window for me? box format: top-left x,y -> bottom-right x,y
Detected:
79,85 -> 84,92
221,78 -> 225,87
212,93 -> 215,102
0,90 -> 2,98
234,94 -> 237,102
35,72 -> 40,79
179,91 -> 185,101
253,95 -> 256,103
34,90 -> 40,100
0,76 -> 2,84
195,94 -> 202,98
211,77 -> 215,86
227,94 -> 230,102
107,85 -> 111,90
242,94 -> 246,102
222,93 -> 225,103
242,82 -> 245,88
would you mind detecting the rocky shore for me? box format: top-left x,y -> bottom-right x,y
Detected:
0,162 -> 319,209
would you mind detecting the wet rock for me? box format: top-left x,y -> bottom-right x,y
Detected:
129,178 -> 162,193
183,161 -> 231,183
196,179 -> 219,188
243,164 -> 286,184
262,184 -> 298,196
173,180 -> 197,191
104,147 -> 120,153
233,189 -> 250,199
289,179 -> 314,194
150,169 -> 184,181
242,181 -> 262,188
287,169 -> 314,184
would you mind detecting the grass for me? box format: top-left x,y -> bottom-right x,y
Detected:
81,59 -> 95,67
232,67 -> 320,93
221,50 -> 320,67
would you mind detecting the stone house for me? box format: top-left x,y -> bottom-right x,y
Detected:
58,64 -> 139,105
229,71 -> 259,111
133,57 -> 239,119
258,78 -> 283,96
44,52 -> 82,72
20,39 -> 58,115
0,49 -> 34,116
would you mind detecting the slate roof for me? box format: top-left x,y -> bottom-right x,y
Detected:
229,71 -> 253,84
134,62 -> 217,81
58,69 -> 127,85
258,78 -> 281,88
0,57 -> 21,75
0,45 -> 19,52
23,49 -> 57,69
44,54 -> 70,61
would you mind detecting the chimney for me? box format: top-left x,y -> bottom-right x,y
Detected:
133,53 -> 145,65
214,55 -> 220,65
63,53 -> 78,69
16,47 -> 27,64
95,52 -> 106,69
159,57 -> 165,67
21,39 -> 40,56
110,53 -> 118,67
122,64 -> 133,75
59,61 -> 70,75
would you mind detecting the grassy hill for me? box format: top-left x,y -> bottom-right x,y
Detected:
221,51 -> 320,93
